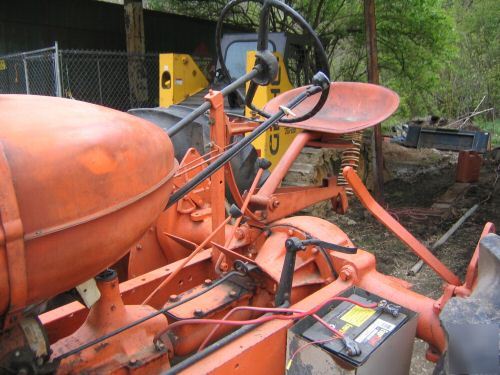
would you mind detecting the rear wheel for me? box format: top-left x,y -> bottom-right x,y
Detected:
128,105 -> 269,199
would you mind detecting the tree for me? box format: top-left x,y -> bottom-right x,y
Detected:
146,0 -> 456,117
437,0 -> 499,119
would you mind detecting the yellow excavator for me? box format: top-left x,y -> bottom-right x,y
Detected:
155,33 -> 297,169
130,32 -> 363,200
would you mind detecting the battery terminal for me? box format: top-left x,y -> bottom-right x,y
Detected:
378,300 -> 401,317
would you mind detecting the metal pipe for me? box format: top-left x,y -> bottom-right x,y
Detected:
167,86 -> 322,208
162,317 -> 268,375
53,41 -> 62,97
256,131 -> 315,198
0,46 -> 58,59
166,67 -> 262,137
23,57 -> 30,94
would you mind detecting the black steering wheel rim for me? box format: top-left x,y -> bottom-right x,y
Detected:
215,0 -> 331,124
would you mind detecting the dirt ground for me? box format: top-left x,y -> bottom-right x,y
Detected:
324,145 -> 499,374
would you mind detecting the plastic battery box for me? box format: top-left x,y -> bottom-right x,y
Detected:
286,287 -> 418,375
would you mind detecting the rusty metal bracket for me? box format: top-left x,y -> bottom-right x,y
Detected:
263,177 -> 348,222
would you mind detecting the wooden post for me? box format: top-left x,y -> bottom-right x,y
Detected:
124,0 -> 148,107
363,0 -> 385,204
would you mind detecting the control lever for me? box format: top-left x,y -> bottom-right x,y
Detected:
275,237 -> 358,307
286,237 -> 358,254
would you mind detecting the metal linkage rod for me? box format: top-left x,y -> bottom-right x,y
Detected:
166,66 -> 262,137
167,84 -> 323,208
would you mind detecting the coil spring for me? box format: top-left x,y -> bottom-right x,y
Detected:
337,131 -> 363,195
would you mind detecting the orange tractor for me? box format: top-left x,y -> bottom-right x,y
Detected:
0,1 -> 497,374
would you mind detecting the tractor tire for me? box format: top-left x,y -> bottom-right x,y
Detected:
128,105 -> 269,199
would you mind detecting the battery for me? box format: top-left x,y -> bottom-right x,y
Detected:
286,287 -> 418,375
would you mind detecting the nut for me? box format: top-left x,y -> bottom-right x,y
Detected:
169,294 -> 179,302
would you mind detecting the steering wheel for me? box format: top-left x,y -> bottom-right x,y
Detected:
216,0 -> 331,124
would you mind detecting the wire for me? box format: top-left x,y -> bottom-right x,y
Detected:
286,337 -> 339,371
215,167 -> 264,273
197,306 -> 342,352
53,269 -> 247,361
155,295 -> 376,346
387,207 -> 443,222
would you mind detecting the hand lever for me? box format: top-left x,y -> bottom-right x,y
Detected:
297,238 -> 357,254
274,237 -> 357,307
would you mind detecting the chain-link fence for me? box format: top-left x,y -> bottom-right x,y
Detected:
0,43 -> 159,111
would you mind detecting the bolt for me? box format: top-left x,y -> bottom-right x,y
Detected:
234,228 -> 245,240
14,351 -> 20,357
287,229 -> 294,236
272,199 -> 280,208
194,308 -> 203,317
129,359 -> 137,366
339,266 -> 354,281
204,279 -> 212,286
136,244 -> 142,250
311,247 -> 319,255
220,262 -> 229,272
155,340 -> 166,352
229,290 -> 237,298
169,294 -> 179,302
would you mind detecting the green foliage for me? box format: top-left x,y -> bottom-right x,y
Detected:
146,0 -> 496,122
436,0 -> 499,120
376,1 -> 456,118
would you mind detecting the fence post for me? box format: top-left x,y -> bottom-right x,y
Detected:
22,55 -> 30,94
96,57 -> 103,104
53,41 -> 62,97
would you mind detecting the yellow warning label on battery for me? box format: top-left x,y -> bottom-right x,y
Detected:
340,305 -> 375,327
